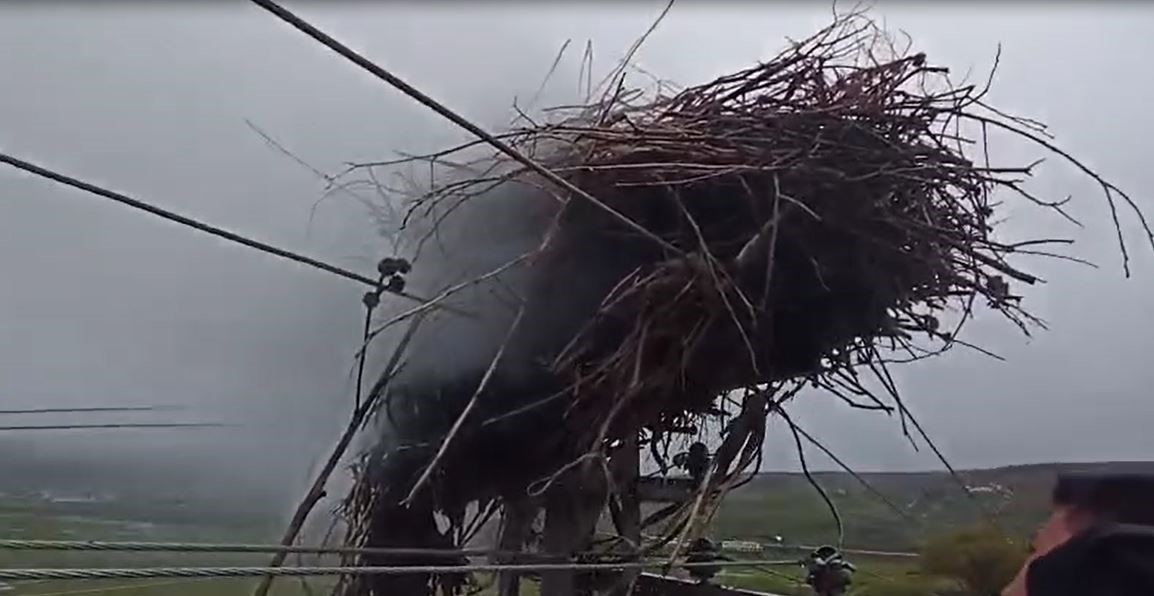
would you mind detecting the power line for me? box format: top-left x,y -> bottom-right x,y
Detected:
788,422 -> 919,525
0,423 -> 226,432
248,0 -> 682,257
0,560 -> 800,582
776,407 -> 844,549
0,538 -> 918,560
0,539 -> 544,559
0,406 -> 181,416
756,543 -> 918,559
0,152 -> 429,305
254,316 -> 426,596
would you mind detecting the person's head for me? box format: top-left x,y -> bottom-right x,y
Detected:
1036,472 -> 1154,552
1005,472 -> 1154,596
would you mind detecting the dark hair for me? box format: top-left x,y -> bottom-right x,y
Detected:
1053,472 -> 1154,526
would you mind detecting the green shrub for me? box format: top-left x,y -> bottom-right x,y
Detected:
920,525 -> 1027,596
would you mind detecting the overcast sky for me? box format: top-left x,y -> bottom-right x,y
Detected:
1,3 -> 1152,508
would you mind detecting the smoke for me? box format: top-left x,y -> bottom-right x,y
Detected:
353,162 -> 559,477
0,4 -> 625,528
384,180 -> 557,384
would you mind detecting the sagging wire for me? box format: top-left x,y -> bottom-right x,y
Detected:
0,152 -> 457,314
774,406 -> 845,550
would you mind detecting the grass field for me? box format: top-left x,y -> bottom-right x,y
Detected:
0,499 -> 321,596
7,460 -> 1141,595
0,501 -> 933,596
0,499 -> 930,596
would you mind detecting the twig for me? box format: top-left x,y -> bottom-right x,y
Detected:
354,276 -> 384,411
253,315 -> 425,596
358,251 -> 531,355
592,0 -> 677,105
789,418 -> 917,525
402,305 -> 527,505
776,406 -> 844,548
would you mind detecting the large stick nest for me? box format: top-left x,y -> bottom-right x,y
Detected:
391,16 -> 1145,445
333,12 -> 1150,596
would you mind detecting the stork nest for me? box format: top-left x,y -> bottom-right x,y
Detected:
331,12 -> 1149,596
385,15 -> 1146,447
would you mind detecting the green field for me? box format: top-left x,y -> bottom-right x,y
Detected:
0,499 -> 319,596
0,498 -> 926,596
0,492 -> 937,596
4,460 -> 1149,595
712,461 -> 1154,552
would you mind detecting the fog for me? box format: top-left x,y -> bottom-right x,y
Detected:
1,3 -> 1152,514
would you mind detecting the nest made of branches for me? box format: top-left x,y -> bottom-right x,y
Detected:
332,12 -> 1150,596
382,15 -> 1146,447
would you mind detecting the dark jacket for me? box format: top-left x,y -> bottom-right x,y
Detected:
1028,524 -> 1154,596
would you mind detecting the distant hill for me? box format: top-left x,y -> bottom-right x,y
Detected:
711,461 -> 1154,551
0,436 -> 287,529
3,445 -> 1150,552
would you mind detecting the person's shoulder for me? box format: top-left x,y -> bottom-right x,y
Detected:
1028,523 -> 1154,596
